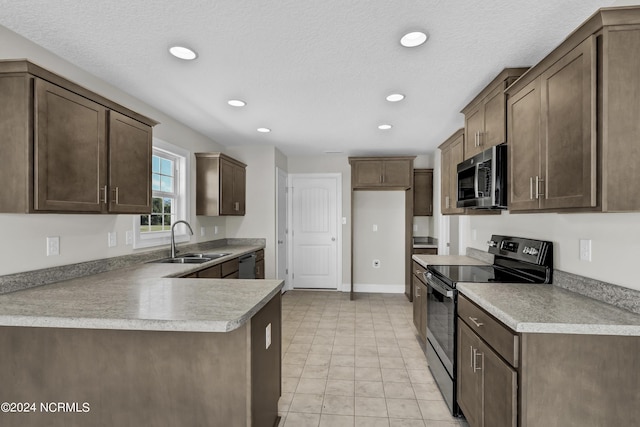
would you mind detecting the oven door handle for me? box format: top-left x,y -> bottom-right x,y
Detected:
425,273 -> 454,299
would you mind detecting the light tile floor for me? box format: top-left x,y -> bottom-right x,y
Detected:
278,291 -> 470,427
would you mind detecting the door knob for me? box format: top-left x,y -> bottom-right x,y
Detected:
331,237 -> 336,241
278,240 -> 283,244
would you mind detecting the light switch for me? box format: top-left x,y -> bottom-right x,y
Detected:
372,224 -> 378,232
125,230 -> 133,245
108,232 -> 117,248
579,239 -> 592,262
200,227 -> 206,237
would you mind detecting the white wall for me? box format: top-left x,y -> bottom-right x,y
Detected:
467,211 -> 640,291
0,25 -> 225,275
353,192 -> 405,291
225,145 -> 281,279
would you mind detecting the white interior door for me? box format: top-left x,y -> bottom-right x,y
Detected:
291,174 -> 339,289
276,168 -> 288,289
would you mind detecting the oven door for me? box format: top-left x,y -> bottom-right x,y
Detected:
425,272 -> 456,377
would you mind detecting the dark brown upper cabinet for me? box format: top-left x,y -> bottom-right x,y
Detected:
0,60 -> 157,214
506,7 -> 640,213
461,68 -> 529,160
413,169 -> 433,216
349,157 -> 413,190
438,129 -> 465,215
195,153 -> 246,216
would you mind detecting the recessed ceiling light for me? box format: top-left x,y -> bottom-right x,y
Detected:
386,93 -> 405,102
169,46 -> 198,60
400,31 -> 428,48
257,127 -> 271,133
228,99 -> 246,107
378,124 -> 392,130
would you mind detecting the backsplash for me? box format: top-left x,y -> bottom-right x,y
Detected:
0,238 -> 265,294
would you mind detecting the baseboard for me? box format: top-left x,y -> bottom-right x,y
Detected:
350,283 -> 404,294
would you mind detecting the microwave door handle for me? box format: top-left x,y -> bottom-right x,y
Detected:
474,163 -> 480,198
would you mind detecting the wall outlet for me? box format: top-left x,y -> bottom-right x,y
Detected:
413,224 -> 418,232
579,239 -> 592,262
200,227 -> 206,237
108,232 -> 117,248
265,323 -> 272,349
372,224 -> 378,232
214,226 -> 219,235
373,259 -> 380,268
125,230 -> 133,245
342,217 -> 347,225
46,236 -> 60,256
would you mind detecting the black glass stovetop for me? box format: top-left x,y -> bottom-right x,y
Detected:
428,264 -> 541,286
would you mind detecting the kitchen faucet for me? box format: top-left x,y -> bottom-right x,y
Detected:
170,220 -> 194,258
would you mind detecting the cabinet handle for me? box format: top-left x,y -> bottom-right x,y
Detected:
113,187 -> 119,205
99,185 -> 108,203
529,177 -> 534,200
415,288 -> 420,297
469,317 -> 484,328
478,131 -> 483,147
473,349 -> 483,373
445,196 -> 450,209
470,346 -> 474,369
234,202 -> 239,211
537,176 -> 545,198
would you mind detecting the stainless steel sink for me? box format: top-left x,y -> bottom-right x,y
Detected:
181,253 -> 230,259
151,252 -> 230,264
152,257 -> 212,264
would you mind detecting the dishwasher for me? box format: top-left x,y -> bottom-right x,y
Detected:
238,253 -> 256,279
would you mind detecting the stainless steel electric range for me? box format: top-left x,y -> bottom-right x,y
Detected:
424,235 -> 553,416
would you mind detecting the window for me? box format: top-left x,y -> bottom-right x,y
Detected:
140,152 -> 177,233
133,140 -> 189,249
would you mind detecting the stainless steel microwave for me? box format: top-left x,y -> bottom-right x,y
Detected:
456,144 -> 507,209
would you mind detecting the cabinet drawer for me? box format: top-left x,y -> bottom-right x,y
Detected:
221,258 -> 239,277
458,295 -> 518,367
198,264 -> 221,278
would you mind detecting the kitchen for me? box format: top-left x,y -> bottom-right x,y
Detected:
1,1 -> 640,426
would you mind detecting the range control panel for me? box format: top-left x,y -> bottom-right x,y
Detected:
487,235 -> 553,267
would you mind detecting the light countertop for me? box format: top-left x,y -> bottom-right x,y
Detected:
0,245 -> 283,333
458,283 -> 640,336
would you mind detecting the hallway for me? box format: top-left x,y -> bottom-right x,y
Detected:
278,291 -> 469,427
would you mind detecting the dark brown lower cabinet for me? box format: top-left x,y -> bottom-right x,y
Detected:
412,262 -> 427,342
458,295 -> 640,427
458,321 -> 516,427
0,293 -> 282,427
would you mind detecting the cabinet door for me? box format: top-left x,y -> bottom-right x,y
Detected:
483,84 -> 507,149
233,163 -> 246,215
457,321 -> 482,427
382,159 -> 412,187
198,264 -> 222,278
481,340 -> 517,427
353,160 -> 383,187
413,169 -> 433,215
108,111 -> 152,214
441,135 -> 465,215
255,259 -> 265,279
34,78 -> 107,212
465,106 -> 484,159
508,78 -> 542,211
219,158 -> 235,214
540,36 -> 596,210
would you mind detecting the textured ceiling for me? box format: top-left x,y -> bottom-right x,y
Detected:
0,0 -> 615,156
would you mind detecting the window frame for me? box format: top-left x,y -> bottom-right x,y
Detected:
133,139 -> 190,249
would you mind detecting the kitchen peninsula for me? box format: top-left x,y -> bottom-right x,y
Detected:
0,251 -> 282,427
